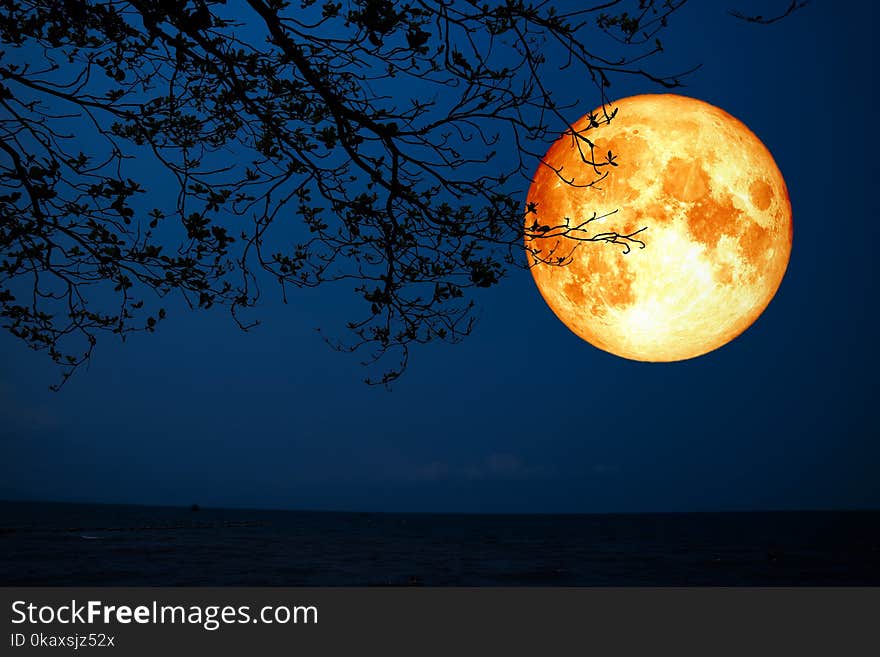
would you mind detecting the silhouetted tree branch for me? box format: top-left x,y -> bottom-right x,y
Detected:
729,1 -> 807,25
0,0 -> 792,388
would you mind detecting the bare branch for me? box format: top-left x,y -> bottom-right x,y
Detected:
729,1 -> 807,25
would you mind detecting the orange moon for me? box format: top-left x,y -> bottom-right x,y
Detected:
526,94 -> 792,361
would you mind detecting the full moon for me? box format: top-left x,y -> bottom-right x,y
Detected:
526,94 -> 792,361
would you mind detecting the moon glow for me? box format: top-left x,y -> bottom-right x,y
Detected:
526,94 -> 792,361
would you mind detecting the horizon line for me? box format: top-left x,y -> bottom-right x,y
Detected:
2,497 -> 878,517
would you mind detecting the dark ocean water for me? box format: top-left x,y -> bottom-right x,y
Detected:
1,501 -> 878,586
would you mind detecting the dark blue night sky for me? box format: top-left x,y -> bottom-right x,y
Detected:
1,2 -> 877,513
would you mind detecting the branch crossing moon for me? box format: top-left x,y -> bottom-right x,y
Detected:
526,94 -> 792,361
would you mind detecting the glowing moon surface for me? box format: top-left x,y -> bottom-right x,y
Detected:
526,94 -> 792,361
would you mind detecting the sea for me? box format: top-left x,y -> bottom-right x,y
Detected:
1,501 -> 878,586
